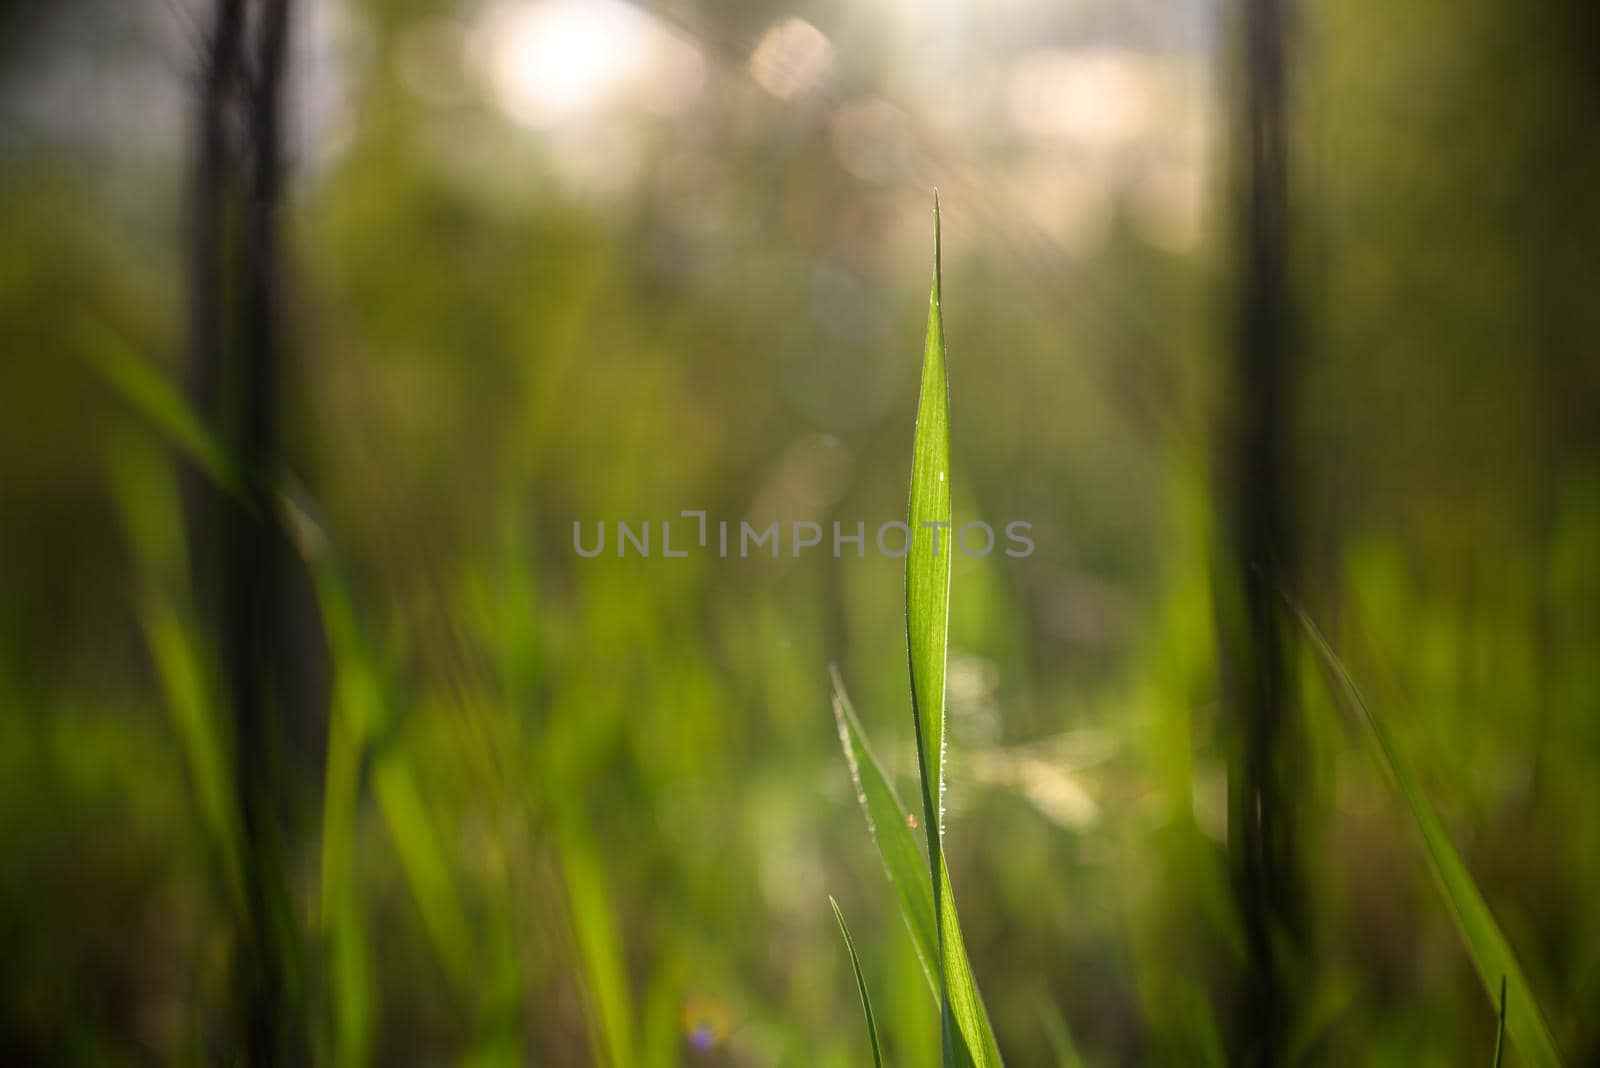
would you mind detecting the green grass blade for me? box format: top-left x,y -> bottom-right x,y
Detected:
1034,991 -> 1086,1068
307,554 -> 387,1065
556,814 -> 637,1068
140,595 -> 246,914
831,669 -> 938,992
304,529 -> 478,1012
935,855 -> 1001,1067
104,435 -> 248,915
905,195 -> 1003,1068
1291,603 -> 1566,1068
78,322 -> 249,501
830,897 -> 885,1068
371,750 -> 477,993
907,195 -> 953,850
87,325 -> 475,1022
1493,976 -> 1507,1068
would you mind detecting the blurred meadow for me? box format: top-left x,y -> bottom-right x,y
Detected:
2,0 -> 1598,1063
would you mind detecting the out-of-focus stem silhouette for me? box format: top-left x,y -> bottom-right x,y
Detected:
1224,0 -> 1305,1062
189,0 -> 302,1061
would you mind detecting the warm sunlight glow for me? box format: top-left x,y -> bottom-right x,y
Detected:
476,0 -> 701,127
1009,47 -> 1160,149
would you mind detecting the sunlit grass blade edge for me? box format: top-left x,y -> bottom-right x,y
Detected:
831,668 -> 938,993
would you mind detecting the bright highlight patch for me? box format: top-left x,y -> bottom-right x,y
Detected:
477,0 -> 702,126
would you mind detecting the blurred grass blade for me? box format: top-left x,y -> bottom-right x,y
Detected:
1494,976 -> 1507,1068
831,668 -> 937,991
1290,602 -> 1566,1068
309,553 -> 388,1065
141,595 -> 246,913
311,549 -> 478,1008
78,322 -> 248,501
309,548 -> 389,925
104,433 -> 247,914
1034,991 -> 1086,1068
371,750 -> 477,993
557,814 -> 637,1068
905,196 -> 1003,1068
87,322 -> 475,1024
830,897 -> 885,1068
322,868 -> 374,1068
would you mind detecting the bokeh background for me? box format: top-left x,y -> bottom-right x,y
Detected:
2,0 -> 1598,1063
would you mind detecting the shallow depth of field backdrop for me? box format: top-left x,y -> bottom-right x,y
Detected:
2,0 -> 1598,1064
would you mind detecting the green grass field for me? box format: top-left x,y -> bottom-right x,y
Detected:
2,0 -> 1599,1063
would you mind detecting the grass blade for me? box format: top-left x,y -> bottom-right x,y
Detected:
311,555 -> 478,1005
905,195 -> 1003,1068
556,816 -> 638,1068
1290,602 -> 1566,1068
1493,976 -> 1507,1068
140,595 -> 247,913
79,322 -> 248,501
104,434 -> 247,915
1035,991 -> 1087,1068
906,194 -> 953,856
934,853 -> 1000,1067
830,897 -> 885,1068
307,552 -> 390,1065
832,672 -> 1001,1064
831,669 -> 938,991
92,330 -> 495,1054
371,750 -> 477,992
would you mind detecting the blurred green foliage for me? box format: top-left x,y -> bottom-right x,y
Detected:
1,0 -> 1597,1064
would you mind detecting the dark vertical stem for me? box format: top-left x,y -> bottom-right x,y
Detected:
193,0 -> 301,1061
186,0 -> 243,602
231,0 -> 297,1060
1226,0 -> 1302,1062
